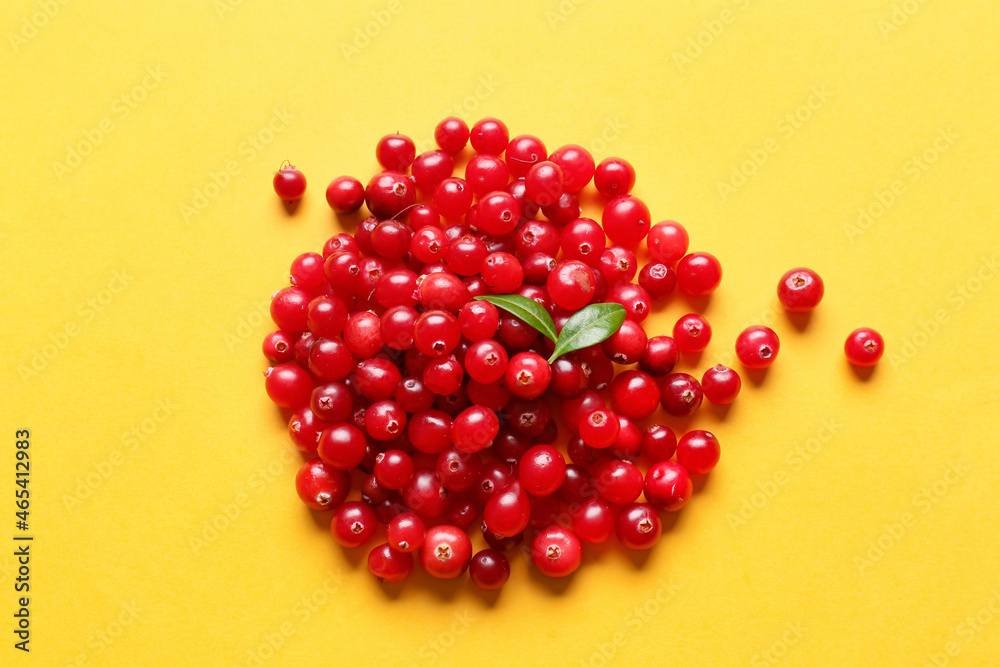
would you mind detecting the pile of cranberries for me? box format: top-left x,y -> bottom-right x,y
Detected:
264,117 -> 885,588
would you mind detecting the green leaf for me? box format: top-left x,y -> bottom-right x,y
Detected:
547,303 -> 627,363
474,294 -> 558,343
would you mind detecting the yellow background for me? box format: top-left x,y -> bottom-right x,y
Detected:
2,1 -> 999,665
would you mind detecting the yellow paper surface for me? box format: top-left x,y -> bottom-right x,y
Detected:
2,1 -> 999,665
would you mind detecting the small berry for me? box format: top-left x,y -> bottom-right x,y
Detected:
506,134 -> 547,178
295,459 -> 350,510
264,364 -> 312,408
547,260 -> 596,310
676,252 -> 722,296
593,157 -> 635,197
411,150 -> 455,192
470,549 -> 510,590
644,462 -> 693,511
735,325 -> 780,369
525,160 -> 564,206
373,449 -> 415,489
845,327 -> 884,367
465,154 -> 509,197
505,352 -> 552,399
641,425 -> 677,464
638,262 -> 677,298
451,406 -> 500,453
676,430 -> 721,475
571,499 -> 615,543
602,194 -> 651,246
376,133 -> 416,172
273,163 -> 306,201
592,460 -> 644,505
484,480 -> 531,536
640,335 -> 679,376
646,221 -> 689,264
673,313 -> 712,353
421,525 -> 472,579
615,503 -> 661,550
331,501 -> 378,548
519,445 -> 567,496
609,370 -> 660,420
386,512 -> 426,553
365,170 -> 415,219
325,176 -> 364,212
434,117 -> 470,153
548,144 -> 596,193
778,267 -> 824,312
368,543 -> 414,583
660,372 -> 704,417
579,409 -> 620,449
701,365 -> 741,405
470,117 -> 510,155
532,526 -> 582,577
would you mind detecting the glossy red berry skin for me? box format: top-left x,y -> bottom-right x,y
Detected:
593,460 -> 643,505
262,330 -> 295,364
470,549 -> 510,590
610,370 -> 660,420
458,300 -> 499,341
482,251 -> 524,293
647,221 -> 689,264
331,501 -> 378,548
464,339 -> 509,384
413,310 -> 461,358
290,252 -> 326,290
434,116 -> 470,154
519,445 -> 567,496
270,286 -> 311,333
641,425 -> 677,464
571,499 -> 615,543
598,246 -> 638,286
288,409 -> 324,454
607,283 -> 652,323
644,462 -> 693,511
353,358 -> 402,401
561,217 -> 606,266
778,267 -> 824,312
525,160 -> 565,206
593,157 -> 635,197
401,469 -> 450,521
451,406 -> 500,453
615,503 -> 661,550
549,144 -> 596,193
465,154 -> 509,197
470,117 -> 510,155
735,325 -> 780,369
506,134 -> 547,178
264,363 -> 312,408
640,335 -> 679,376
421,525 -> 472,579
386,512 -> 426,552
434,177 -> 475,220
376,133 -> 416,172
845,327 -> 884,367
673,313 -> 712,353
484,480 -> 532,537
343,312 -> 382,358
368,543 -> 414,583
318,423 -> 368,470
579,409 -> 620,449
374,449 -> 415,490
532,526 -> 582,577
638,262 -> 677,298
365,170 -> 415,219
476,191 -> 520,235
603,319 -> 648,365
677,430 -> 721,475
407,410 -> 453,454
445,234 -> 488,276
411,150 -> 454,192
660,372 -> 704,417
676,252 -> 723,296
423,355 -> 464,395
505,352 -> 552,399
419,272 -> 472,313
547,260 -> 596,310
295,460 -> 351,510
602,194 -> 651,247
274,164 -> 306,201
702,364 -> 741,405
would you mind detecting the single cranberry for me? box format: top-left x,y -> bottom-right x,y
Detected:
548,144 -> 596,193
673,313 -> 712,353
660,372 -> 704,417
598,245 -> 638,286
647,221 -> 689,264
561,217 -> 606,266
540,191 -> 581,224
375,133 -> 416,172
640,335 -> 679,376
465,154 -> 509,197
547,260 -> 596,310
477,191 -> 520,235
273,163 -> 306,201
525,160 -> 564,206
642,425 -> 677,464
606,282 -> 652,323
593,460 -> 644,505
593,157 -> 635,197
571,500 -> 615,543
702,364 -> 741,404
434,177 -> 475,220
603,319 -> 648,365
677,430 -> 721,475
410,225 -> 449,264
434,117 -> 470,153
419,272 -> 472,313
364,170 -> 415,219
368,543 -> 413,583
676,252 -> 722,296
411,150 -> 454,192
470,117 -> 509,155
311,382 -> 353,423
615,503 -> 661,550
270,286 -> 311,333
264,363 -> 312,408
505,352 -> 552,399
483,480 -> 532,537
445,234 -> 488,276
506,134 -> 547,178
579,409 -> 620,449
407,410 -> 452,454
331,501 -> 378,548
262,330 -> 295,364
845,327 -> 884,367
638,262 -> 677,298
422,355 -> 464,395
549,355 -> 589,399
322,233 -> 360,258
602,194 -> 651,246
421,525 -> 472,579
295,459 -> 350,510
778,267 -> 824,311
531,526 -> 582,577
365,400 -> 407,441
503,397 -> 552,438
482,251 -> 524,293
435,447 -> 484,493
325,176 -> 364,213
401,469 -> 450,521
465,339 -> 509,384
609,370 -> 660,420
735,325 -> 780,369
458,300 -> 499,341
380,306 -> 419,351
413,310 -> 461,358
450,406 -> 500,453
644,462 -> 693,511
469,549 -> 510,590
519,445 -> 567,496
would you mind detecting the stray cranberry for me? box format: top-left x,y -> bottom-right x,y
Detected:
421,525 -> 472,579
845,327 -> 884,367
325,176 -> 364,213
531,526 -> 582,577
702,365 -> 741,404
615,503 -> 661,550
470,549 -> 510,590
677,430 -> 721,475
273,163 -> 306,201
735,325 -> 780,369
676,252 -> 722,296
